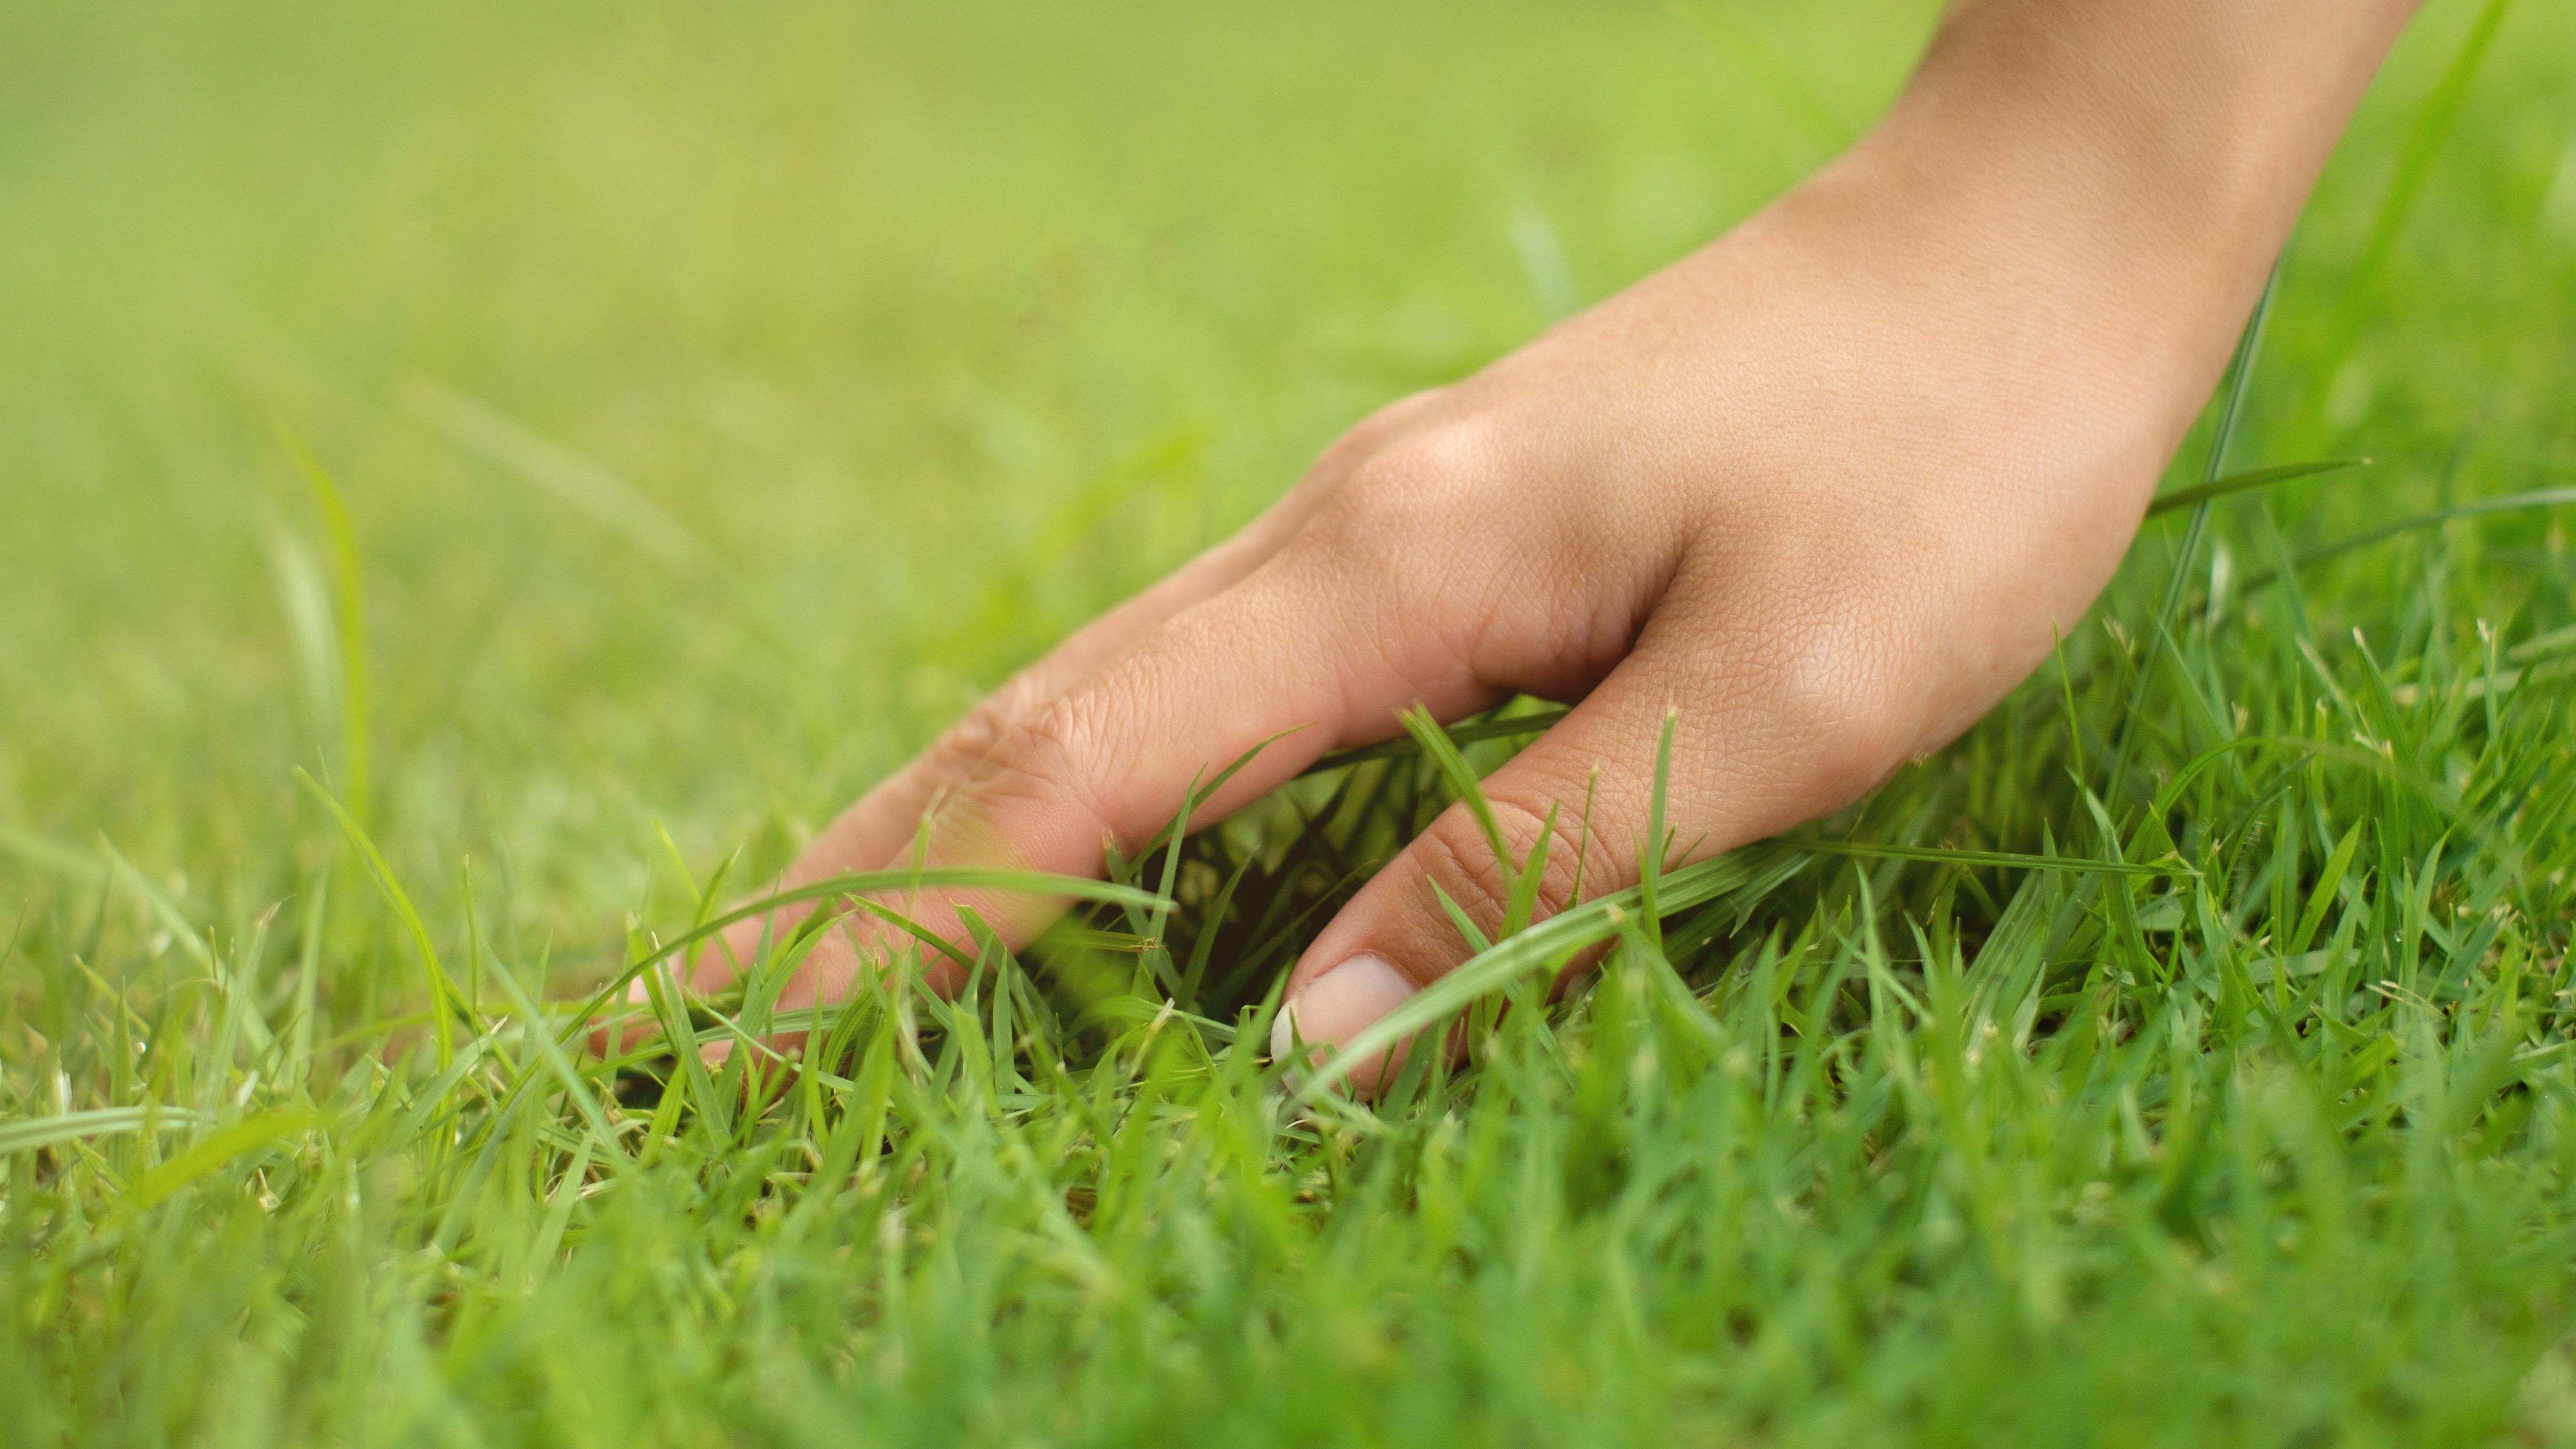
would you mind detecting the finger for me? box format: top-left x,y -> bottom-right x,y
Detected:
584,503 -> 1298,1058
672,390 -> 1464,1006
593,399 -> 1472,1056
763,541 -> 1507,1014
672,494 -> 1323,1007
1271,599 -> 1909,1093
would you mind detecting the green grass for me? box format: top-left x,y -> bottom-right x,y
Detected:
7,0 -> 2576,1442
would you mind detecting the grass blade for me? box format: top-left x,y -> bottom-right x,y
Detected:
2145,457 -> 2370,517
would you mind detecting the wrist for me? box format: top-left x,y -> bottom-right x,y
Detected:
1877,1 -> 2416,260
1712,6 -> 2398,428
1747,116 -> 2259,419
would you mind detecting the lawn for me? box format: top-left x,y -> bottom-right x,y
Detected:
6,0 -> 2576,1442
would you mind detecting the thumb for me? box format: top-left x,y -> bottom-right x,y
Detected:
1272,622 -> 1905,1094
752,545 -> 1501,1017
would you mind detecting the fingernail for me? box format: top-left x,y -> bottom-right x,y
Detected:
1271,953 -> 1415,1067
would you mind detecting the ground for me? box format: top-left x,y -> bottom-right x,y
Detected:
5,0 -> 2576,1443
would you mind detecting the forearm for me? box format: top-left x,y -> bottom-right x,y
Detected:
1866,0 -> 2422,349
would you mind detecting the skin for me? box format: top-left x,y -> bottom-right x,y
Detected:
645,0 -> 2423,1092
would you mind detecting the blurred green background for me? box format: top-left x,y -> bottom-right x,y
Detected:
0,0 -> 2569,959
0,0 -> 1916,923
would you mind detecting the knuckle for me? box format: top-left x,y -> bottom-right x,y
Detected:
1360,418 -> 1494,493
1487,789 -> 1591,914
1410,790 -> 1582,933
1409,819 -> 1513,929
929,697 -> 1014,775
1306,386 -> 1453,481
1334,420 -> 1494,522
971,692 -> 1119,836
1292,417 -> 1507,615
929,671 -> 1055,776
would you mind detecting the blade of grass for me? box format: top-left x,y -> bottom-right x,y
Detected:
0,1107 -> 209,1157
1399,706 -> 1510,862
1302,707 -> 1571,778
1294,848 -> 1792,1103
2107,262 -> 2279,807
1639,710 -> 1677,952
275,425 -> 373,830
2145,457 -> 2371,517
297,769 -> 469,1068
480,947 -> 632,1168
2318,0 -> 2518,377
1787,838 -> 2189,879
117,1109 -> 322,1216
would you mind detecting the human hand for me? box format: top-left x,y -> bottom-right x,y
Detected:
657,0 -> 2415,1091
